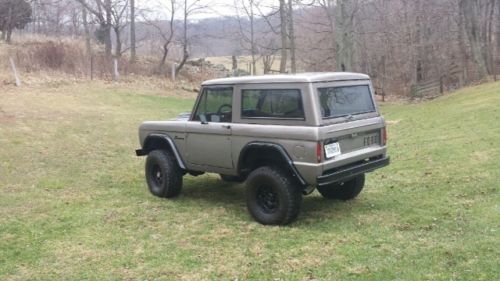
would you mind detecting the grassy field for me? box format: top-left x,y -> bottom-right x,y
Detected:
0,80 -> 499,280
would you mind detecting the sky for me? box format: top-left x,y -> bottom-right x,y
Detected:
136,0 -> 276,20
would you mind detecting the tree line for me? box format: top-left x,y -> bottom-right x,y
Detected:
0,0 -> 499,96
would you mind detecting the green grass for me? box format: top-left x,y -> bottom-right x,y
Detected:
1,81 -> 499,280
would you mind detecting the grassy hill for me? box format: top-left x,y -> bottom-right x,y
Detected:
0,81 -> 498,280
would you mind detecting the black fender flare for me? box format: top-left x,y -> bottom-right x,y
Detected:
237,141 -> 307,186
135,134 -> 186,170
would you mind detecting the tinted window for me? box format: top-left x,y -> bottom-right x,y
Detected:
318,85 -> 375,118
241,89 -> 304,119
193,87 -> 233,122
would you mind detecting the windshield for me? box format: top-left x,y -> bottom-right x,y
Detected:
318,85 -> 375,119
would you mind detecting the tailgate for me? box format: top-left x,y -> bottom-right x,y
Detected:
319,117 -> 385,162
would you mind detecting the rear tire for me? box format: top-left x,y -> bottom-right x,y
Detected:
246,166 -> 302,225
317,174 -> 365,200
145,150 -> 183,198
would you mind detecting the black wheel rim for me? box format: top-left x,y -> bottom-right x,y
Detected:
256,185 -> 279,214
150,164 -> 163,186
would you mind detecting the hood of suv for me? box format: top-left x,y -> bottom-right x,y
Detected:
172,112 -> 191,121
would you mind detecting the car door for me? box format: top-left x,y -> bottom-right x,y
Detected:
186,87 -> 234,169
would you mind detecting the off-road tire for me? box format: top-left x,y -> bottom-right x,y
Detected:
317,174 -> 365,200
145,150 -> 183,198
219,174 -> 245,183
246,166 -> 302,225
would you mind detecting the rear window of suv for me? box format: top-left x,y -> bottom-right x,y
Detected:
318,85 -> 375,119
241,89 -> 304,119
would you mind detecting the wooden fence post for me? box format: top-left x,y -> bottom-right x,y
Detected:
410,85 -> 416,99
90,55 -> 94,80
9,57 -> 21,87
439,76 -> 444,94
232,55 -> 237,77
494,58 -> 499,81
113,59 -> 119,82
171,63 -> 176,82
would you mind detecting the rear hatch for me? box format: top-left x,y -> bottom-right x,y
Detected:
314,81 -> 386,162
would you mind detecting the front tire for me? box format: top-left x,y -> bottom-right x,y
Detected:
317,174 -> 365,200
246,166 -> 302,225
145,150 -> 183,198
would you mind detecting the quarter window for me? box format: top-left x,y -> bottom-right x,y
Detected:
193,87 -> 233,123
241,89 -> 304,119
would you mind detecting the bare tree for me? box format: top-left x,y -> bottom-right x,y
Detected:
130,0 -> 136,61
9,0 -> 497,93
82,3 -> 92,56
27,0 -> 74,36
0,0 -> 32,43
279,0 -> 288,73
484,0 -> 496,76
334,0 -> 357,71
175,0 -> 205,75
234,0 -> 257,74
287,0 -> 296,73
293,1 -> 335,70
110,0 -> 128,57
460,0 -> 488,78
104,0 -> 112,56
145,0 -> 176,71
76,0 -> 113,57
497,1 -> 500,78
262,45 -> 277,74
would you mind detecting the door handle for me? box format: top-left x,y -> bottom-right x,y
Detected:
221,125 -> 231,129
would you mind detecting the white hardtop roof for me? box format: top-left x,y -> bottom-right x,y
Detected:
202,72 -> 370,86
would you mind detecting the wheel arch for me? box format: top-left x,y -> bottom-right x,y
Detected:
137,134 -> 186,169
237,142 -> 307,187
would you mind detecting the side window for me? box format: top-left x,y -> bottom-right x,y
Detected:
193,87 -> 233,123
241,89 -> 304,119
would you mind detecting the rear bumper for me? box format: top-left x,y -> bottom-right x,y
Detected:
317,156 -> 390,187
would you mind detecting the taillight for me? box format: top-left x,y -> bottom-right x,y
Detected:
382,127 -> 388,145
316,142 -> 322,163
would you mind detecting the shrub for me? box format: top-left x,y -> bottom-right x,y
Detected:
34,41 -> 65,69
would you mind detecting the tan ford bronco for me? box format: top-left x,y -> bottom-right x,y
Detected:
136,72 -> 390,225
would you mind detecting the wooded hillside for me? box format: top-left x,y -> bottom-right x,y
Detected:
1,0 -> 499,97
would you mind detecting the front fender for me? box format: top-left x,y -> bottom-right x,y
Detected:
136,134 -> 186,170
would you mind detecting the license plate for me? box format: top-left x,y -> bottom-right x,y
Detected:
324,142 -> 341,158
